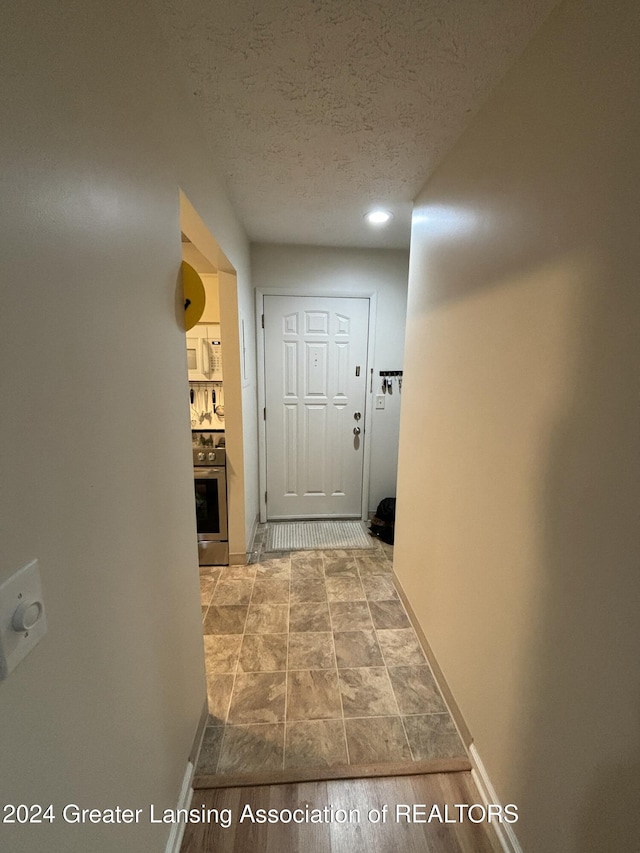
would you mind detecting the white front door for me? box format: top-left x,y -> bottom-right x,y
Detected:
264,294 -> 370,519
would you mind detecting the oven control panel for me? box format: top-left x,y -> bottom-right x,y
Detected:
192,432 -> 226,466
195,449 -> 226,465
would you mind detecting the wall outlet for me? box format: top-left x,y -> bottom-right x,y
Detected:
0,560 -> 47,680
375,394 -> 385,410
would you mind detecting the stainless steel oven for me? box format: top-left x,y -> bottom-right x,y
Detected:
193,432 -> 228,565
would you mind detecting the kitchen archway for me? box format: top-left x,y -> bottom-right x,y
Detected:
180,189 -> 247,565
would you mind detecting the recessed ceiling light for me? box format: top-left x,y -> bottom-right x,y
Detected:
365,209 -> 393,226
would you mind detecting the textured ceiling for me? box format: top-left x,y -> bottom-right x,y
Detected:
153,0 -> 559,249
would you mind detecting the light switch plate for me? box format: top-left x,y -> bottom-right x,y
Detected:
0,559 -> 47,680
375,394 -> 385,410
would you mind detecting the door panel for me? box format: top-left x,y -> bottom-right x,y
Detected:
264,295 -> 369,519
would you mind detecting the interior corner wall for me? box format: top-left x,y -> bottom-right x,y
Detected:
394,1 -> 640,851
250,243 -> 409,513
0,2 -> 256,851
199,275 -> 220,323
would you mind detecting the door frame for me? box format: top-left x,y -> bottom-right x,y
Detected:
180,190 -> 247,564
255,287 -> 378,524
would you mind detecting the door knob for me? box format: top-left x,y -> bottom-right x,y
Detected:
353,427 -> 361,435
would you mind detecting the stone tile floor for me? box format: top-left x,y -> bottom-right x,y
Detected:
196,525 -> 466,780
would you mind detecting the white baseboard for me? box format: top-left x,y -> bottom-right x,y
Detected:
469,744 -> 523,853
164,760 -> 195,853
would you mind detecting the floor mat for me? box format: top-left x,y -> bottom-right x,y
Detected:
266,520 -> 375,551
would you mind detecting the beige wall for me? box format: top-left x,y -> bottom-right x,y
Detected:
199,275 -> 220,324
251,243 -> 409,512
0,2 -> 256,851
395,0 -> 640,850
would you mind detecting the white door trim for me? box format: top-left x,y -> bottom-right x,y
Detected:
256,287 -> 377,524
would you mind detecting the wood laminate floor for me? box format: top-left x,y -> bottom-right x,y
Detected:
180,771 -> 503,853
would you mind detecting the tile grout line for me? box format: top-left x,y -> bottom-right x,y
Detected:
200,567 -> 220,626
216,564 -> 255,774
397,700 -> 415,760
198,572 -> 214,771
282,543 -> 292,772
323,550 -> 351,767
357,553 -> 392,684
381,559 -> 417,762
357,551 -> 416,762
385,557 -> 435,763
200,568 -> 225,775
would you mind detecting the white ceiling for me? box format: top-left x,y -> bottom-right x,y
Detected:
153,0 -> 559,249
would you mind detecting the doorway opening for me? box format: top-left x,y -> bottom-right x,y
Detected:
179,189 -> 247,565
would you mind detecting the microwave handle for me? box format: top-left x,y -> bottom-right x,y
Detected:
208,340 -> 223,381
202,338 -> 211,379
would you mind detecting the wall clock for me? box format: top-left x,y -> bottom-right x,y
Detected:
182,260 -> 206,330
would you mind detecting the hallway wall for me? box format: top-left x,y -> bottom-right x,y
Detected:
395,0 -> 640,850
251,243 -> 409,513
0,2 -> 257,851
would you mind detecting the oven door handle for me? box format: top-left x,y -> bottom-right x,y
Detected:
194,467 -> 225,477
